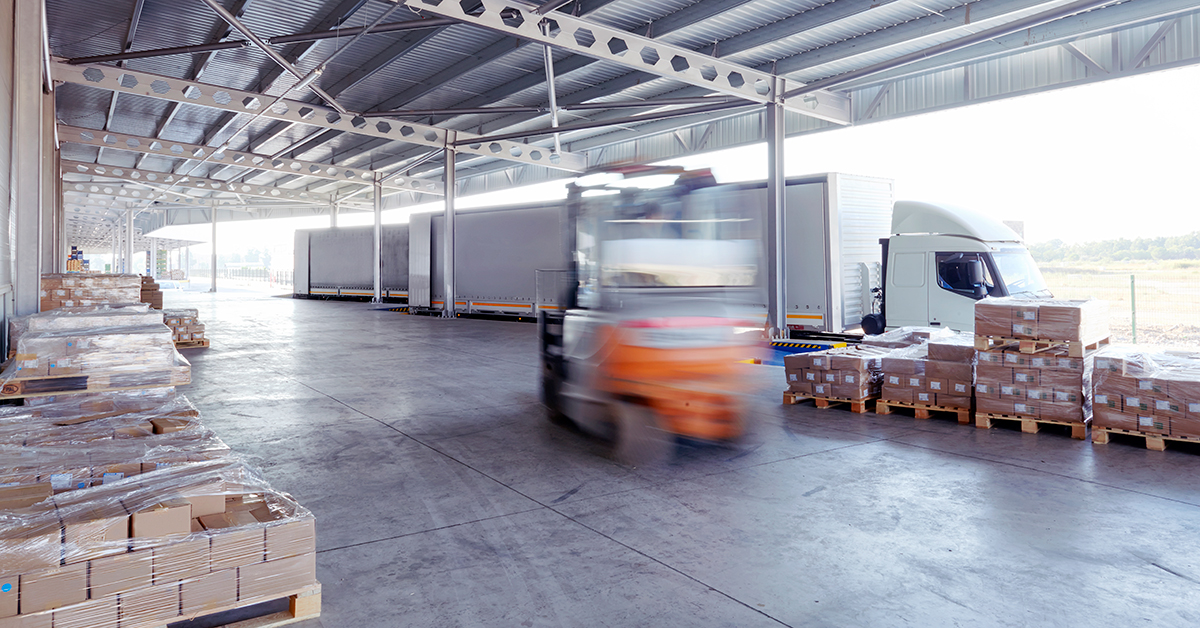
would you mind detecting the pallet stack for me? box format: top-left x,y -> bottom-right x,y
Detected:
140,276 -> 163,310
972,298 -> 1107,439
39,274 -> 141,312
164,309 -> 207,349
876,332 -> 976,423
1092,347 -> 1200,450
3,305 -> 190,399
784,345 -> 889,412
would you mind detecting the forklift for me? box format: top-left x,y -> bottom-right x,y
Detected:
538,167 -> 763,463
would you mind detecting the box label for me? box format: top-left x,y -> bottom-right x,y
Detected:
908,377 -> 920,387
917,392 -> 931,402
788,374 -> 798,382
888,376 -> 900,385
954,383 -> 967,393
1190,403 -> 1200,413
1031,357 -> 1046,367
1015,403 -> 1029,413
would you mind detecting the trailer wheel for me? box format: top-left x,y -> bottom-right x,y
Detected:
612,401 -> 673,466
861,313 -> 886,335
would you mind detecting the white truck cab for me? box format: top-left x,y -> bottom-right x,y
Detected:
878,201 -> 1051,333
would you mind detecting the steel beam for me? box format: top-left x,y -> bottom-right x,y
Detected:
59,125 -> 444,195
54,61 -> 587,172
64,160 -> 333,204
401,0 -> 850,125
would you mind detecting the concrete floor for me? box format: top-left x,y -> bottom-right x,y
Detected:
173,290 -> 1200,628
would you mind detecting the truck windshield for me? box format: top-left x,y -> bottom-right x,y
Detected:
990,249 -> 1052,297
583,186 -> 759,289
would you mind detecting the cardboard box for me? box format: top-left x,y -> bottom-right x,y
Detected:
0,528 -> 61,579
975,382 -> 1000,399
152,536 -> 210,584
975,396 -> 1010,416
840,371 -> 869,385
1092,392 -> 1120,410
114,423 -> 154,438
914,391 -> 934,405
1170,415 -> 1200,439
237,553 -> 316,603
1153,397 -> 1183,418
61,505 -> 129,563
788,382 -> 812,396
927,336 -> 976,362
42,469 -> 90,493
811,383 -> 831,397
1123,395 -> 1151,414
1041,402 -> 1084,422
926,378 -> 947,393
118,582 -> 181,626
1136,414 -> 1168,435
950,381 -> 972,396
884,374 -> 903,387
88,550 -> 153,598
881,386 -> 912,404
1093,407 -> 1136,431
201,511 -> 265,571
904,376 -> 924,389
20,563 -> 87,613
976,363 -> 1012,385
832,382 -> 875,400
938,394 -> 972,409
131,498 -> 192,540
261,518 -> 315,561
0,484 -> 52,511
180,569 -> 236,616
999,384 -> 1025,400
1039,300 -> 1109,342
1002,352 -> 1029,367
1052,389 -> 1081,404
1024,388 -> 1051,402
0,575 -> 14,618
1012,369 -> 1039,385
150,417 -> 191,434
1011,402 -> 1039,417
51,596 -> 118,628
925,360 -> 972,382
975,351 -> 1004,365
974,301 -> 1012,337
802,370 -> 818,383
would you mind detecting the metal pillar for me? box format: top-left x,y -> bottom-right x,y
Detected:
209,206 -> 217,292
12,0 -> 43,314
764,101 -> 786,338
330,203 -> 339,228
441,146 -> 456,318
372,174 -> 382,303
185,246 -> 190,280
41,92 -> 58,273
125,207 -> 135,274
110,229 -> 118,273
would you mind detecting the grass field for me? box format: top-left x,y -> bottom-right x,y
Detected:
1039,260 -> 1200,346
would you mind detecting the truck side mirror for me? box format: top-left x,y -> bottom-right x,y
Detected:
967,259 -> 984,284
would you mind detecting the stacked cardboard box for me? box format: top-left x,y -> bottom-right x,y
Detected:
164,309 -> 206,344
1093,347 -> 1200,438
39,275 -> 141,312
140,277 -> 163,310
784,345 -> 889,400
2,306 -> 190,397
0,396 -> 316,626
860,326 -> 952,349
878,335 -> 975,409
973,299 -> 1104,422
975,297 -> 1109,342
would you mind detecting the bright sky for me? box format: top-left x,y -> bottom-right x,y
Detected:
145,62 -> 1200,267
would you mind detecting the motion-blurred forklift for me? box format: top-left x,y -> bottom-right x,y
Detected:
539,167 -> 763,462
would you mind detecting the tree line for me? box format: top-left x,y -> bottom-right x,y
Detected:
1029,232 -> 1200,263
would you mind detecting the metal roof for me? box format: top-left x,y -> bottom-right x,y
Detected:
46,0 -> 1200,241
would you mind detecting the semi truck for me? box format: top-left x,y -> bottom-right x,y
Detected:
293,172 -> 1050,335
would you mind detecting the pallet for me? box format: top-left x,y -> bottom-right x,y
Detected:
875,399 -> 972,424
0,366 -> 190,399
974,335 -> 1109,358
175,338 -> 210,349
975,412 -> 1088,440
1091,427 -> 1200,452
783,391 -> 875,414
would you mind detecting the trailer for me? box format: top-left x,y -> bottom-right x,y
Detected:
293,225 -> 409,301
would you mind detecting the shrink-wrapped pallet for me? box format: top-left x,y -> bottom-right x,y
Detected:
783,345 -> 888,400
1092,345 -> 1200,438
974,297 -> 1109,342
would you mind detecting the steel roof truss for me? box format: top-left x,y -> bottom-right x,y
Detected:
64,160 -> 333,204
401,0 -> 850,125
52,61 -> 586,172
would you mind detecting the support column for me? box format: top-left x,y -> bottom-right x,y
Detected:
12,0 -> 44,314
110,228 -> 118,273
125,207 -> 134,274
372,174 -> 382,303
330,203 -> 338,228
209,206 -> 217,292
40,91 -> 56,273
765,101 -> 786,338
442,146 -> 456,318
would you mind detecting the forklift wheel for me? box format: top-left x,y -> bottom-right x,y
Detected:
613,401 -> 674,467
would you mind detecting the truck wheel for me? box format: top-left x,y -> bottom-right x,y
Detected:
541,370 -> 571,425
861,313 -> 886,335
612,402 -> 673,466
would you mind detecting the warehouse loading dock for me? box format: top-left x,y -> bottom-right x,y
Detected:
0,0 -> 1193,625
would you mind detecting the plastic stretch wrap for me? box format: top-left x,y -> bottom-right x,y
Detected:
861,326 -> 955,349
39,274 -> 142,313
974,297 -> 1109,342
784,345 -> 888,400
879,342 -> 975,409
1092,345 -> 1200,437
0,459 -> 316,624
2,309 -> 190,398
975,345 -> 1094,421
0,391 -> 227,496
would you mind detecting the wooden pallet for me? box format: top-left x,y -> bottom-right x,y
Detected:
0,365 -> 190,399
1091,427 -> 1200,452
175,338 -> 210,349
975,412 -> 1088,440
783,391 -> 875,414
973,335 -> 1109,358
875,399 -> 972,424
148,583 -> 320,628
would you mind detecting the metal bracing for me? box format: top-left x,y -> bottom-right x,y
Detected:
59,126 -> 444,196
64,160 -> 334,204
399,0 -> 851,125
53,61 -> 587,173
96,0 -> 146,164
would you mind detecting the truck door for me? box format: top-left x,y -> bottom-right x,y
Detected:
885,251 -> 928,327
928,252 -> 992,332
